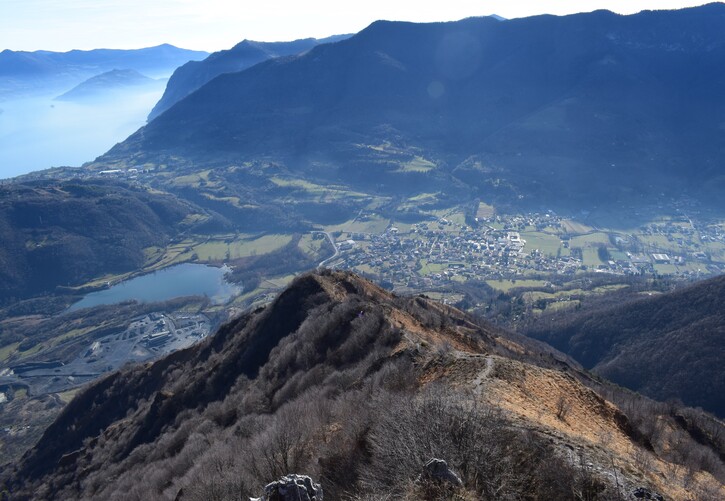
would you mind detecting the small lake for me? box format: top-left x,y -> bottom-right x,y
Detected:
69,263 -> 241,312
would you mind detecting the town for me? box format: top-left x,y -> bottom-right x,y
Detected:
323,203 -> 725,292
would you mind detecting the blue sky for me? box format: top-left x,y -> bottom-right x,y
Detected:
0,1 -> 712,52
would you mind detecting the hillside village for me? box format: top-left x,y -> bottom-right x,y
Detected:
327,204 -> 725,291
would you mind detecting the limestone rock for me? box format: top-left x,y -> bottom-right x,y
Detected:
251,474 -> 323,501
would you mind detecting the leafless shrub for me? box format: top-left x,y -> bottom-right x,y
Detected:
182,441 -> 250,501
632,445 -> 653,474
359,384 -> 593,500
556,396 -> 571,420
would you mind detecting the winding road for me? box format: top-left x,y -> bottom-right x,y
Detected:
314,231 -> 339,269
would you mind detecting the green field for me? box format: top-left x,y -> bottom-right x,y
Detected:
297,234 -> 326,258
352,264 -> 377,275
326,216 -> 390,234
261,274 -> 297,289
638,234 -> 675,249
389,222 -> 415,233
523,284 -> 628,304
582,248 -> 606,267
427,209 -> 467,228
653,263 -> 680,275
570,232 -> 610,247
408,192 -> 440,203
476,202 -> 495,219
486,279 -> 551,292
396,156 -> 436,172
270,177 -> 369,200
560,219 -> 594,234
418,259 -> 445,275
419,291 -> 465,303
228,272 -> 299,308
593,284 -> 629,293
193,234 -> 292,261
0,342 -> 20,362
521,232 -> 562,256
701,242 -> 725,262
547,300 -> 580,312
170,169 -> 217,188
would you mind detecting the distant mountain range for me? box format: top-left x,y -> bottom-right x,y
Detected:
148,35 -> 350,120
0,44 -> 207,98
102,4 -> 725,211
525,273 -> 725,417
55,69 -> 161,102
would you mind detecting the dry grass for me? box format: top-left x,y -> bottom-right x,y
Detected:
415,352 -> 725,500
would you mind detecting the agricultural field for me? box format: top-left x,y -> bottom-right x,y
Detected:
192,234 -> 292,261
570,232 -> 610,247
270,176 -> 371,201
297,233 -> 327,258
582,248 -> 606,267
418,260 -> 446,276
520,232 -> 564,256
486,279 -> 552,292
326,215 -> 390,234
395,156 -> 437,173
559,219 -> 594,234
476,202 -> 495,219
427,208 -> 467,228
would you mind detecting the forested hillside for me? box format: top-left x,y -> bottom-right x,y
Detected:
3,271 -> 722,500
0,180 -> 203,303
525,274 -> 725,417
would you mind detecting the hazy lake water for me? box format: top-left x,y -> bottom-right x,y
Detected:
69,263 -> 242,311
0,85 -> 164,179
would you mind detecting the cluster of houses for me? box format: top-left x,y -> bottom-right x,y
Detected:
328,207 -> 724,289
333,218 -> 580,287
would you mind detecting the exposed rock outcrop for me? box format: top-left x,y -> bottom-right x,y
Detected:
251,474 -> 323,501
420,458 -> 463,487
631,487 -> 665,500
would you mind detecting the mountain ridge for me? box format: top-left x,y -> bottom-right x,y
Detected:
101,4 -> 725,211
147,34 -> 350,120
0,44 -> 207,98
55,69 -> 159,101
2,271 -> 723,499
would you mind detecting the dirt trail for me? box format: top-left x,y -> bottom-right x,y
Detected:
472,355 -> 494,396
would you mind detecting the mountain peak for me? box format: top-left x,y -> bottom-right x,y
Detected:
55,68 -> 158,101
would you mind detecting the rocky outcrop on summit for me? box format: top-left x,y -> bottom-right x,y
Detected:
251,475 -> 322,501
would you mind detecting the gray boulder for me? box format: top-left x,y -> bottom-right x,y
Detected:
421,458 -> 463,487
631,487 -> 664,500
250,474 -> 323,501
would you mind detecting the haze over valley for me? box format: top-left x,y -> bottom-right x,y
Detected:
0,44 -> 207,178
0,87 -> 163,178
